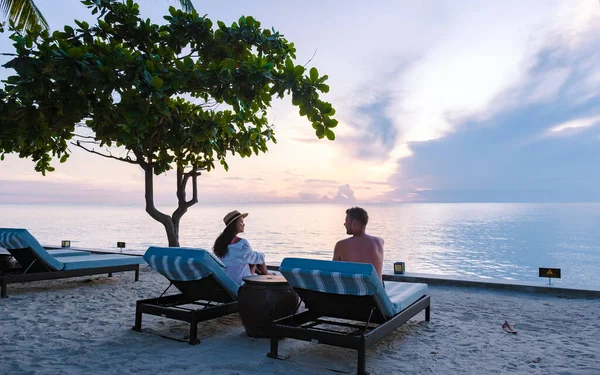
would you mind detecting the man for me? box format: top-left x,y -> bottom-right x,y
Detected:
333,207 -> 384,280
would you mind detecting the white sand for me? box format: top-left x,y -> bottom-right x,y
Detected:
1,265 -> 599,375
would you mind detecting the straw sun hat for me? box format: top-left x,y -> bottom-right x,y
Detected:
223,210 -> 248,227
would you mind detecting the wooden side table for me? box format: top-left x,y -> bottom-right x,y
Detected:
238,275 -> 299,338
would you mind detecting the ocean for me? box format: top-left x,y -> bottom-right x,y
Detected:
1,202 -> 599,290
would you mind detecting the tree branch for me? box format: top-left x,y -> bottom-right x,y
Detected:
72,134 -> 97,139
303,49 -> 318,67
185,171 -> 199,208
72,141 -> 139,165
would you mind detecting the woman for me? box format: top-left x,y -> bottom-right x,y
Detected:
213,210 -> 269,285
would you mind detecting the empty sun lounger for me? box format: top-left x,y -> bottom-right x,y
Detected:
48,249 -> 91,257
269,258 -> 431,375
132,246 -> 240,345
0,228 -> 143,297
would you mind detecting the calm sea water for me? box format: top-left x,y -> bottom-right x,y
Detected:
1,203 -> 599,290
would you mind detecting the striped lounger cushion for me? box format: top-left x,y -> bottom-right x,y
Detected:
280,257 -> 428,319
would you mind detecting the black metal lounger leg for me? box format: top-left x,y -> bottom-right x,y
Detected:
357,346 -> 367,375
268,336 -> 279,358
132,302 -> 143,332
189,317 -> 200,345
425,305 -> 431,321
135,267 -> 139,281
108,272 -> 113,277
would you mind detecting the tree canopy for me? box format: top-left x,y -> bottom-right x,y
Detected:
0,0 -> 337,246
0,0 -> 195,31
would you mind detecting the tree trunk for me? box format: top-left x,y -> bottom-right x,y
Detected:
140,160 -> 180,247
172,167 -> 200,244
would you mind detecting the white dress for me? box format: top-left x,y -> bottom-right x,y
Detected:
220,238 -> 265,285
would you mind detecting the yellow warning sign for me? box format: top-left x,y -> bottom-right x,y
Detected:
539,268 -> 561,278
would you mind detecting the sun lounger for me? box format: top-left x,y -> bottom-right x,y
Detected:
0,228 -> 143,297
269,258 -> 431,375
1,247 -> 89,258
48,249 -> 91,257
132,246 -> 240,345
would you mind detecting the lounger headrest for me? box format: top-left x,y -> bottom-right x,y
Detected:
279,257 -> 381,296
0,228 -> 64,271
144,246 -> 240,297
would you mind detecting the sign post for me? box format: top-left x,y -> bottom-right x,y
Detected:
539,267 -> 561,286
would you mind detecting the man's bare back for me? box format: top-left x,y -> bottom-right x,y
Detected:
333,234 -> 384,279
334,207 -> 384,279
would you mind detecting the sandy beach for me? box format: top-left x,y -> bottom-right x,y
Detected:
1,265 -> 599,375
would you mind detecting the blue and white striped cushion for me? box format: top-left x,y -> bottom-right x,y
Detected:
144,246 -> 240,298
280,258 -> 397,318
0,228 -> 64,271
146,254 -> 209,281
285,268 -> 376,296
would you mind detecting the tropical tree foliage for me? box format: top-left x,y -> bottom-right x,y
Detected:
0,0 -> 195,31
0,0 -> 48,30
0,0 -> 337,246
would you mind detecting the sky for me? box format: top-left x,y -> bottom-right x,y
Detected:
1,0 -> 600,205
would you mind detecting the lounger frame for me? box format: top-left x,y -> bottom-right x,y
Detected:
132,275 -> 239,345
0,248 -> 140,298
268,289 -> 431,375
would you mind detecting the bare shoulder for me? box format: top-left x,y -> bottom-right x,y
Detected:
368,234 -> 384,246
335,237 -> 352,246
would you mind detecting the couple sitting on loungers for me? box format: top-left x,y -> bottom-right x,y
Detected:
139,208 -> 427,374
214,206 -> 384,284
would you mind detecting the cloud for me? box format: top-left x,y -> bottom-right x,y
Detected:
331,184 -> 356,203
305,179 -> 339,185
547,115 -> 600,134
527,67 -> 571,103
364,181 -> 390,186
370,1 -> 600,203
0,180 -> 142,205
289,137 -> 323,145
297,192 -> 320,201
337,95 -> 398,161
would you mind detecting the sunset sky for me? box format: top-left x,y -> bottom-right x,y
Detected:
1,0 -> 600,205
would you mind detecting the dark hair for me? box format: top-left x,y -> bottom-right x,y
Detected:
346,207 -> 368,227
213,220 -> 239,258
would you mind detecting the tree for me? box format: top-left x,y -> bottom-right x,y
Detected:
0,0 -> 195,31
0,0 -> 337,246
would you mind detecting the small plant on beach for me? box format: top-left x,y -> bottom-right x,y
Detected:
0,0 -> 337,246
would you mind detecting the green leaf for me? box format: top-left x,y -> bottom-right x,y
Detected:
223,58 -> 236,71
324,118 -> 338,128
294,65 -> 305,77
309,67 -> 318,82
315,125 -> 325,138
285,58 -> 294,71
66,47 -> 83,58
317,83 -> 329,93
324,128 -> 335,141
145,60 -> 155,72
